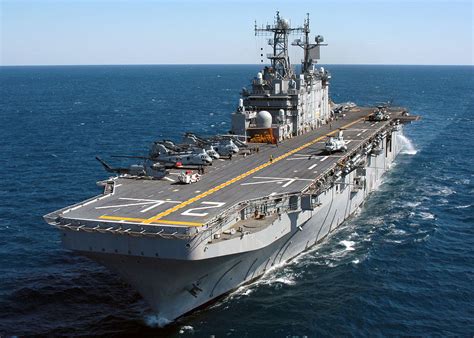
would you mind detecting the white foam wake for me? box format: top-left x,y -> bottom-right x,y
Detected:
339,240 -> 356,251
397,133 -> 417,155
144,314 -> 171,328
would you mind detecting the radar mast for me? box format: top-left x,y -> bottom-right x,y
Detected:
292,13 -> 327,74
254,11 -> 305,79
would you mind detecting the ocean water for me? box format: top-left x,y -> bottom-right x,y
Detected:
0,65 -> 472,336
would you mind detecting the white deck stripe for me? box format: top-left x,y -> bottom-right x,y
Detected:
286,157 -> 310,161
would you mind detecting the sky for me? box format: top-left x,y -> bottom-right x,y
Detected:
1,0 -> 473,66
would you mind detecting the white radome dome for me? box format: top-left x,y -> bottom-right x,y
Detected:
278,18 -> 290,29
256,110 -> 272,128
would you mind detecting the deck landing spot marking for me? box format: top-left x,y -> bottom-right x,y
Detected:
308,163 -> 318,170
95,198 -> 181,214
320,156 -> 329,162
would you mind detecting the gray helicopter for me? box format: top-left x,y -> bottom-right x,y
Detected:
369,100 -> 393,122
149,142 -> 213,166
159,137 -> 220,160
211,139 -> 239,157
95,157 -> 169,179
183,133 -> 241,158
182,133 -> 220,159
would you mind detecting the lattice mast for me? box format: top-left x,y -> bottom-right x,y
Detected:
292,13 -> 327,74
254,11 -> 305,79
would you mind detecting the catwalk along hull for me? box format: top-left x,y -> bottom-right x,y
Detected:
63,128 -> 404,321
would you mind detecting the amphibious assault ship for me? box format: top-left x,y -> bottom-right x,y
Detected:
44,12 -> 419,322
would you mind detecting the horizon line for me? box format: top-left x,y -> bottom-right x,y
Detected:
1,63 -> 473,67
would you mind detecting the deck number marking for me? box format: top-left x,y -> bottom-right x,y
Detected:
181,202 -> 226,217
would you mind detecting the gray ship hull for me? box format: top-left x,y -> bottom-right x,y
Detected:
66,129 -> 403,321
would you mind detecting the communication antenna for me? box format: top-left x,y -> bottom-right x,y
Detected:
254,11 -> 305,79
291,13 -> 327,74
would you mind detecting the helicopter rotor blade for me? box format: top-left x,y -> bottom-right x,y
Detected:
111,155 -> 176,165
111,155 -> 152,160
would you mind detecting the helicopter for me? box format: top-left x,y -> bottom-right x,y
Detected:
325,130 -> 347,154
185,133 -> 242,156
369,107 -> 390,122
182,132 -> 242,158
149,142 -> 213,166
181,133 -> 220,159
211,139 -> 239,157
95,157 -> 169,179
161,137 -> 220,160
368,99 -> 393,121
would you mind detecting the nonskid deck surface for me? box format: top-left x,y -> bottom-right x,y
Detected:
60,107 -> 399,228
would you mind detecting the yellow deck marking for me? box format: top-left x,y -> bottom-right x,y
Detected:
99,215 -> 203,227
149,219 -> 204,226
143,116 -> 366,225
100,215 -> 147,222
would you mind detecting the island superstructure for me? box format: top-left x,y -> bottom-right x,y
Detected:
232,12 -> 330,141
44,12 -> 419,322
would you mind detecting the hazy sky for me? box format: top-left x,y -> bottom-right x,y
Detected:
1,0 -> 473,66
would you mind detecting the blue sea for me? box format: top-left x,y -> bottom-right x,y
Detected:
0,65 -> 472,336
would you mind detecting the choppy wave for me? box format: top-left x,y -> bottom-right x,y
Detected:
455,204 -> 471,209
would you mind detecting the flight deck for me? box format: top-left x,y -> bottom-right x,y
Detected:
54,107 -> 407,230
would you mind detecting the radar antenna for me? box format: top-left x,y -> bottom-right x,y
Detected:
255,11 -> 305,79
292,13 -> 327,74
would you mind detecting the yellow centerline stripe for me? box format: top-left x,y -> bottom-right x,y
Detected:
143,117 -> 366,225
99,215 -> 204,227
